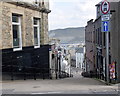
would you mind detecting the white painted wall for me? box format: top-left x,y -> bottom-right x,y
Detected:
76,53 -> 84,69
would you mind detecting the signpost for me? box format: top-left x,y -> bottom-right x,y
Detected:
101,0 -> 110,32
101,0 -> 110,84
102,21 -> 109,32
101,0 -> 110,15
103,21 -> 108,31
101,14 -> 110,21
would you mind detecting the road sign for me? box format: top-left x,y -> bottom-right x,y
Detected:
101,14 -> 110,21
101,0 -> 110,14
103,21 -> 108,31
102,21 -> 109,32
101,0 -> 111,84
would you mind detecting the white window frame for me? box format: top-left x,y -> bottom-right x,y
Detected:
33,18 -> 40,48
12,15 -> 22,51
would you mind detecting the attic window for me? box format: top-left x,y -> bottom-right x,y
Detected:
42,0 -> 44,5
35,0 -> 39,6
42,2 -> 44,5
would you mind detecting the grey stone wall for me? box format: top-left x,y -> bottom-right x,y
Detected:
2,5 -> 12,49
0,2 -> 2,49
85,19 -> 95,72
43,13 -> 49,44
110,2 -> 120,83
24,10 -> 34,46
41,13 -> 49,45
118,2 -> 120,83
0,2 -> 50,49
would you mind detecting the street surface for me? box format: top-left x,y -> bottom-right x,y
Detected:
1,67 -> 119,94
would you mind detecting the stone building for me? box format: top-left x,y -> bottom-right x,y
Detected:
0,0 -> 51,80
85,19 -> 95,73
110,1 -> 120,83
75,47 -> 84,69
85,1 -> 120,83
94,2 -> 107,80
94,1 -> 120,83
0,0 -> 50,49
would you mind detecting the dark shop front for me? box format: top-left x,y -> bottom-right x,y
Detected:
2,45 -> 51,80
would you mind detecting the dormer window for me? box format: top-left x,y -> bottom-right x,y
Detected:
42,2 -> 44,5
42,0 -> 44,6
35,0 -> 39,6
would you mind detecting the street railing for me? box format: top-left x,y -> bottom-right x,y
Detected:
2,66 -> 71,80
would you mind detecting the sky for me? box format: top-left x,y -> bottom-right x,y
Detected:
48,0 -> 101,30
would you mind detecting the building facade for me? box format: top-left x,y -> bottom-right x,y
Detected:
95,1 -> 120,83
110,1 -> 120,83
0,0 -> 50,49
0,0 -> 51,80
85,19 -> 95,73
85,1 -> 120,83
75,47 -> 84,69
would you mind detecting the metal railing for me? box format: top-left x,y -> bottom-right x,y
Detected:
2,66 -> 71,80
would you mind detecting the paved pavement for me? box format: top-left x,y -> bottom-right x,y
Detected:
0,67 -> 119,94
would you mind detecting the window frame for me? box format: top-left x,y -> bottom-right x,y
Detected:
33,18 -> 40,48
12,14 -> 22,51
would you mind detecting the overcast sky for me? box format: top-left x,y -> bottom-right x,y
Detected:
48,0 -> 101,30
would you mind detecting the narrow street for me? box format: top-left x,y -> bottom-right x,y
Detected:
1,0 -> 120,96
1,67 -> 119,94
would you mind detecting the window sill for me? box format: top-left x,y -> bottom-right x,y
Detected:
34,46 -> 40,49
13,47 -> 22,51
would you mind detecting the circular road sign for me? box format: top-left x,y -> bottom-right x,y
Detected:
101,0 -> 110,14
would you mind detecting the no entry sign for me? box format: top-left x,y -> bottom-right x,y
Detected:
101,0 -> 110,14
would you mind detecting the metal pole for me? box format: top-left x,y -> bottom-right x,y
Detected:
106,32 -> 109,84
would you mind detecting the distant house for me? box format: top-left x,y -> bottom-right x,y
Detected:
0,0 -> 51,80
75,47 -> 84,69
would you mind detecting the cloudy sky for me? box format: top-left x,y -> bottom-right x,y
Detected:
48,0 -> 101,30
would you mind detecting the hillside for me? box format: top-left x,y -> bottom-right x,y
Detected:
49,27 -> 85,44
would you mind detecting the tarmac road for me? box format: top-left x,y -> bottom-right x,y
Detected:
1,67 -> 119,94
